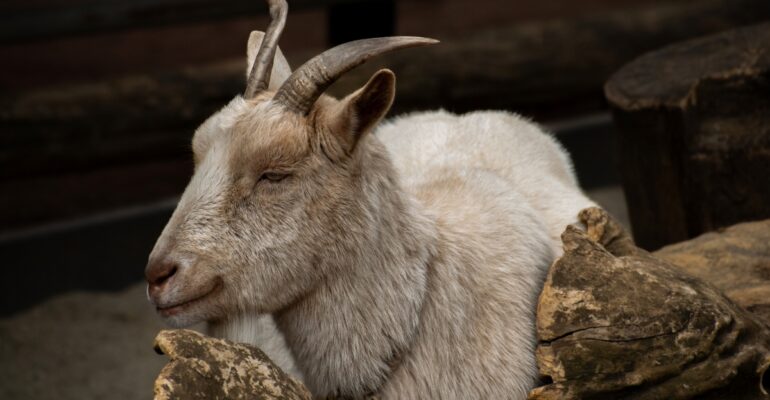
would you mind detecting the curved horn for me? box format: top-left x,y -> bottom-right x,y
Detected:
274,36 -> 438,114
245,0 -> 288,98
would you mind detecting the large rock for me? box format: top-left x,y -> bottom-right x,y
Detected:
153,329 -> 310,400
529,208 -> 770,399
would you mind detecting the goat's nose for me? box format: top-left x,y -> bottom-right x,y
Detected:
145,256 -> 178,287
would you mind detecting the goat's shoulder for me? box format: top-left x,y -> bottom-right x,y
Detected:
412,166 -> 555,275
380,169 -> 553,399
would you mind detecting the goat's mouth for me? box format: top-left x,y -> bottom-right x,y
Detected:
156,279 -> 222,318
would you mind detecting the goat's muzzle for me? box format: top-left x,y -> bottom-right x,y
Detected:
146,254 -> 180,299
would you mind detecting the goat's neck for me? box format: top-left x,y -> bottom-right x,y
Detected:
275,136 -> 437,398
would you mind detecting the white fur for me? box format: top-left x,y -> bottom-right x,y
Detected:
228,108 -> 595,398
366,110 -> 595,397
208,313 -> 303,379
149,31 -> 597,399
378,109 -> 593,255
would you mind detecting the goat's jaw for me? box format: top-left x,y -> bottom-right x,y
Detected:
149,277 -> 224,327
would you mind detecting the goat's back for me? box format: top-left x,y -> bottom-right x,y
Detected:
376,110 -> 595,249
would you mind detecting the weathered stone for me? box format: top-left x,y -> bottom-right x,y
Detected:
656,219 -> 770,326
153,329 -> 310,400
529,207 -> 770,400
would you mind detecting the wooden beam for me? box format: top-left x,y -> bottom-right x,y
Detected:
0,0 -> 377,44
0,158 -> 191,232
329,0 -> 770,117
2,0 -> 769,229
5,0 -> 768,178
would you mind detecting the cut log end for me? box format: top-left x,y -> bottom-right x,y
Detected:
532,207 -> 770,399
605,22 -> 770,250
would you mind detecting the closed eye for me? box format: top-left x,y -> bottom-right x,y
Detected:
259,171 -> 289,182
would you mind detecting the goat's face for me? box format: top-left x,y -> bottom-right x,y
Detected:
146,70 -> 397,328
144,7 -> 434,326
147,96 -> 304,326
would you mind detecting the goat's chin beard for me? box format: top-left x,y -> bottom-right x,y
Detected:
162,312 -> 206,328
158,296 -> 232,328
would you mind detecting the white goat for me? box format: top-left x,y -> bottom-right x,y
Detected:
146,1 -> 595,398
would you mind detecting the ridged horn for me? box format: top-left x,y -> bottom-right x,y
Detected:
274,36 -> 438,114
244,0 -> 288,98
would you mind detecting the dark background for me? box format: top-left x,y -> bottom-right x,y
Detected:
1,0 -> 767,315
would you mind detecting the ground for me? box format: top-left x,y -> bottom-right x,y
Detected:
0,187 -> 628,400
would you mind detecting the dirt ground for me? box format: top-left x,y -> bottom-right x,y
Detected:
0,284 -> 167,400
0,187 -> 628,400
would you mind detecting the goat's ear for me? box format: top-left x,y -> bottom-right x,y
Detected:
330,69 -> 396,152
246,31 -> 292,90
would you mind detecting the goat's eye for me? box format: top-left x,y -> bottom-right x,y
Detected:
259,172 -> 289,183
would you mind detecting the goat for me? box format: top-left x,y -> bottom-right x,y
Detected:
146,0 -> 596,398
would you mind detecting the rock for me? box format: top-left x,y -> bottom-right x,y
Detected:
655,220 -> 770,326
529,207 -> 770,399
152,329 -> 310,400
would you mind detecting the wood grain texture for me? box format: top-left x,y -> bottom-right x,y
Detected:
153,329 -> 311,400
4,0 -> 770,230
530,207 -> 770,400
656,219 -> 770,327
605,22 -> 770,250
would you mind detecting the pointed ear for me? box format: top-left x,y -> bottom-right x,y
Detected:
330,69 -> 396,152
246,31 -> 292,90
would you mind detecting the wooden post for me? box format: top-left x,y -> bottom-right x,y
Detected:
605,22 -> 770,250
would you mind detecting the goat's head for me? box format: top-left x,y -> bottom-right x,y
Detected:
145,0 -> 436,327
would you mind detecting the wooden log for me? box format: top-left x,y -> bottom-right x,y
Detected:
0,159 -> 190,231
331,0 -> 770,118
605,22 -> 770,250
3,0 -> 770,230
0,63 -> 241,181
655,219 -> 770,327
530,207 -> 770,399
0,0 -> 380,44
4,0 -> 769,181
153,329 -> 310,400
0,63 -> 230,231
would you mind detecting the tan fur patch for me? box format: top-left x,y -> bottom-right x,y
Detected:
228,96 -> 312,177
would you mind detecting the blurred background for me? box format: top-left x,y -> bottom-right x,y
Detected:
0,0 -> 768,398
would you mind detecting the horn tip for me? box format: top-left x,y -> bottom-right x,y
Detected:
400,36 -> 440,45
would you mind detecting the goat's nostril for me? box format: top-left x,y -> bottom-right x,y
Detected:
146,259 -> 178,286
161,265 -> 177,284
